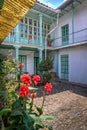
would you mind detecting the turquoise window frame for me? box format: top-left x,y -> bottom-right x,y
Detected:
61,55 -> 69,80
34,57 -> 39,74
61,24 -> 69,45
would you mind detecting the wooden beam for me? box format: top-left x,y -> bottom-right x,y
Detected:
0,0 -> 36,44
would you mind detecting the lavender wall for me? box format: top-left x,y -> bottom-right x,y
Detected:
58,44 -> 87,85
54,0 -> 87,47
0,49 -> 34,75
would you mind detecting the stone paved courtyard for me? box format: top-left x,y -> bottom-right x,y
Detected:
35,78 -> 87,130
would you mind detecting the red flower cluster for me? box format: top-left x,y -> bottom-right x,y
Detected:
33,75 -> 41,85
21,74 -> 32,85
44,83 -> 52,94
18,63 -> 52,99
19,62 -> 24,68
31,93 -> 37,98
19,86 -> 30,98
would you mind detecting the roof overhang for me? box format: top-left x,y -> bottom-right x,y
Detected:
32,1 -> 58,19
56,0 -> 85,17
0,0 -> 36,44
58,0 -> 73,10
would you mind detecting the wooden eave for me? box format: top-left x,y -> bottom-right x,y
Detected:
0,0 -> 36,44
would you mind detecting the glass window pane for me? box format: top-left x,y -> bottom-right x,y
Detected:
34,20 -> 37,26
29,19 -> 32,25
61,24 -> 69,45
25,17 -> 27,24
61,55 -> 69,80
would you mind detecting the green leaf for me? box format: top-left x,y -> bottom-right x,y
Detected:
0,91 -> 6,96
40,115 -> 55,122
35,106 -> 43,115
11,91 -> 18,100
0,108 -> 11,116
30,114 -> 44,128
11,109 -> 23,116
45,126 -> 53,130
12,99 -> 22,109
23,112 -> 34,129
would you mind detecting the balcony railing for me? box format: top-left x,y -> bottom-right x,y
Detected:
3,28 -> 87,49
51,28 -> 87,48
4,34 -> 45,47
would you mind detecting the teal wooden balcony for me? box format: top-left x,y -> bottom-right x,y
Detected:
4,28 -> 87,49
4,34 -> 45,47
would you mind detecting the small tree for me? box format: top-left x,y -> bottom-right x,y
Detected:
37,57 -> 54,84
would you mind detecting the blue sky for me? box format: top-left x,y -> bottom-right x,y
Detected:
38,0 -> 66,9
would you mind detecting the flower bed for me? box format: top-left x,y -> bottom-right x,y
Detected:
0,61 -> 54,130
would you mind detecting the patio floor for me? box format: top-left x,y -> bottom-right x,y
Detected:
35,78 -> 87,130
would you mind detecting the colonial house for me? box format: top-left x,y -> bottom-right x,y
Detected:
0,0 -> 87,85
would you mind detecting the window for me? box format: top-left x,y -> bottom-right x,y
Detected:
47,25 -> 50,30
24,25 -> 28,38
29,19 -> 32,25
34,20 -> 37,26
34,27 -> 37,35
61,55 -> 69,80
20,24 -> 24,37
61,24 -> 69,45
29,26 -> 32,35
25,17 -> 27,24
20,24 -> 28,38
44,24 -> 46,29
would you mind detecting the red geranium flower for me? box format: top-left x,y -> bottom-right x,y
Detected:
19,85 -> 30,98
44,83 -> 52,94
21,74 -> 32,85
33,75 -> 41,85
19,62 -> 24,68
31,93 -> 37,98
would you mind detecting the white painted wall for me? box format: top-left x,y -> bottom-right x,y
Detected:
53,0 -> 87,85
54,0 -> 87,47
27,54 -> 34,75
58,44 -> 87,85
19,50 -> 34,75
0,49 -> 34,75
74,1 -> 87,31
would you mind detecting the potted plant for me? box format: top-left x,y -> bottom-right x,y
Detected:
47,35 -> 53,47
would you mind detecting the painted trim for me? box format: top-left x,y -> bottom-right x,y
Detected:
15,24 -> 20,43
14,45 -> 20,65
58,54 -> 61,79
38,49 -> 43,63
39,14 -> 43,46
72,3 -> 74,43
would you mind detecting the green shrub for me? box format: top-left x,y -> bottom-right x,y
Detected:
0,54 -> 17,109
43,72 -> 51,84
37,57 -> 53,83
38,57 -> 53,72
